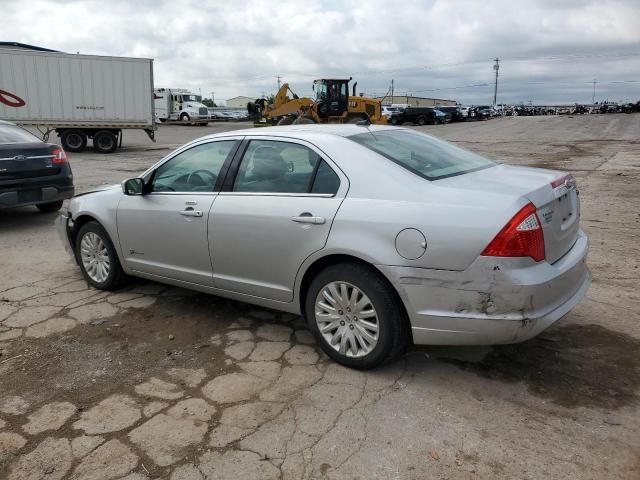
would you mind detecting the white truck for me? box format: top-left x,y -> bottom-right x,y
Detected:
0,47 -> 155,153
154,88 -> 210,124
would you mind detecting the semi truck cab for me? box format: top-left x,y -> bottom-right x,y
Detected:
154,88 -> 209,123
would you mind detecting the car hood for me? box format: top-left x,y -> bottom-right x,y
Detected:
73,184 -> 120,198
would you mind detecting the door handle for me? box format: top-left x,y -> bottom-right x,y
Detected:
291,213 -> 325,225
180,209 -> 203,217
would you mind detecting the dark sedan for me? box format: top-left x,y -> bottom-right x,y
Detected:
0,120 -> 73,212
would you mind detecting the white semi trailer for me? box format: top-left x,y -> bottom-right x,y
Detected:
0,47 -> 155,153
154,88 -> 210,124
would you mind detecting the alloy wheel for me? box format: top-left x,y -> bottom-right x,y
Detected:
314,281 -> 379,358
80,232 -> 110,283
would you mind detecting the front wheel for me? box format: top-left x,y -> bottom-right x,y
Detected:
75,221 -> 126,290
60,129 -> 87,152
180,113 -> 191,122
305,263 -> 409,369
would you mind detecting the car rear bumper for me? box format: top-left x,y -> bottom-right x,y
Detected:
0,184 -> 74,208
380,228 -> 590,345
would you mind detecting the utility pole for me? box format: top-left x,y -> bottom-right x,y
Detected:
277,74 -> 282,90
211,91 -> 215,106
591,78 -> 598,104
391,79 -> 394,101
492,58 -> 500,106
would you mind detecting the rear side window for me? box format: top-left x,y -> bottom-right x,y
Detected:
0,124 -> 41,144
349,130 -> 494,180
234,140 -> 340,195
312,161 -> 340,194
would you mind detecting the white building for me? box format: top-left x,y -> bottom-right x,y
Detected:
226,96 -> 254,109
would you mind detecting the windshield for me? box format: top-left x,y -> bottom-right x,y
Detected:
182,95 -> 202,102
314,82 -> 327,101
0,124 -> 42,144
349,129 -> 495,180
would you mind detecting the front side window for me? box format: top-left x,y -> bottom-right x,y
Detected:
233,140 -> 339,194
349,130 -> 495,180
152,140 -> 238,192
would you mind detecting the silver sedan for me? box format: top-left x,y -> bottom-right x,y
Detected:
57,125 -> 590,369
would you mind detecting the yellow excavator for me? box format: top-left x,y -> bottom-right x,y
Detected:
247,78 -> 387,126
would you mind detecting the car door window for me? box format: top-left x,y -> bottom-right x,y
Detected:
152,140 -> 238,193
233,140 -> 321,193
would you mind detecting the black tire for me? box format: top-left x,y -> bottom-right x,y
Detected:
304,262 -> 409,369
416,116 -> 426,126
93,130 -> 118,154
389,116 -> 399,125
75,221 -> 127,290
346,116 -> 367,124
292,116 -> 316,125
180,113 -> 191,122
60,129 -> 87,152
277,116 -> 295,126
36,201 -> 63,213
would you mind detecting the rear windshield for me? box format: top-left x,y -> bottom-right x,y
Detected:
0,124 -> 41,144
349,129 -> 495,180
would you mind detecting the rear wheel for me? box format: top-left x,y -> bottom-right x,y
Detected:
93,130 -> 118,154
36,201 -> 63,213
305,263 -> 409,369
416,116 -> 426,126
60,129 -> 87,152
75,221 -> 126,290
347,115 -> 367,124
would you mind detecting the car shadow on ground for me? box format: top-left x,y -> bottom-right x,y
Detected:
417,323 -> 640,410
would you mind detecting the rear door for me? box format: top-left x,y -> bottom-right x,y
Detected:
209,137 -> 347,302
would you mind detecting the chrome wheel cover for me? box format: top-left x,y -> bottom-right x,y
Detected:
314,281 -> 379,358
80,232 -> 110,283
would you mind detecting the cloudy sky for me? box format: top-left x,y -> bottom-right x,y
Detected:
4,0 -> 640,105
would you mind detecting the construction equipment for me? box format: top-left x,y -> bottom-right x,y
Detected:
247,78 -> 387,126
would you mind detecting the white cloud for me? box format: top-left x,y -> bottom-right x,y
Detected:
4,0 -> 640,104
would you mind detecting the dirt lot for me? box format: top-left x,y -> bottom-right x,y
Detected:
1,115 -> 639,479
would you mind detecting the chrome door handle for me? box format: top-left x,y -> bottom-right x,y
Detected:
291,214 -> 325,225
180,209 -> 203,217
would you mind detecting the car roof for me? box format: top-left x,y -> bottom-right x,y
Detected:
201,124 -> 401,140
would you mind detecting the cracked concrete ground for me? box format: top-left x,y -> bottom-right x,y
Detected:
1,117 -> 639,479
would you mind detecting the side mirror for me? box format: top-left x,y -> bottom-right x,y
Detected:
122,178 -> 145,195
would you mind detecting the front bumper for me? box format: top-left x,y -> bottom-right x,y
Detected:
55,208 -> 76,261
380,229 -> 591,345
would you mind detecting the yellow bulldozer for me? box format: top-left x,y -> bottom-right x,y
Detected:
247,78 -> 387,126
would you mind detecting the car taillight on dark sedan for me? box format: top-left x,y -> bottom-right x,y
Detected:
51,146 -> 68,164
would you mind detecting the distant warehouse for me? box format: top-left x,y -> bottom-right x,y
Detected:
226,96 -> 255,109
378,95 -> 457,107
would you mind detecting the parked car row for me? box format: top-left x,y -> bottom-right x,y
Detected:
208,109 -> 252,121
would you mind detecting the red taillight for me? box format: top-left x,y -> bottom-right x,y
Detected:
51,146 -> 68,164
481,203 -> 545,262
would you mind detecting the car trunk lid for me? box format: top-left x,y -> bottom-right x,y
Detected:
0,143 -> 60,181
436,164 -> 580,264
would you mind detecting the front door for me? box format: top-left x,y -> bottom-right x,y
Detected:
209,138 -> 345,301
117,139 -> 240,286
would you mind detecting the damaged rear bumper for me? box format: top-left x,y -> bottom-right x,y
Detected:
379,229 -> 591,345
